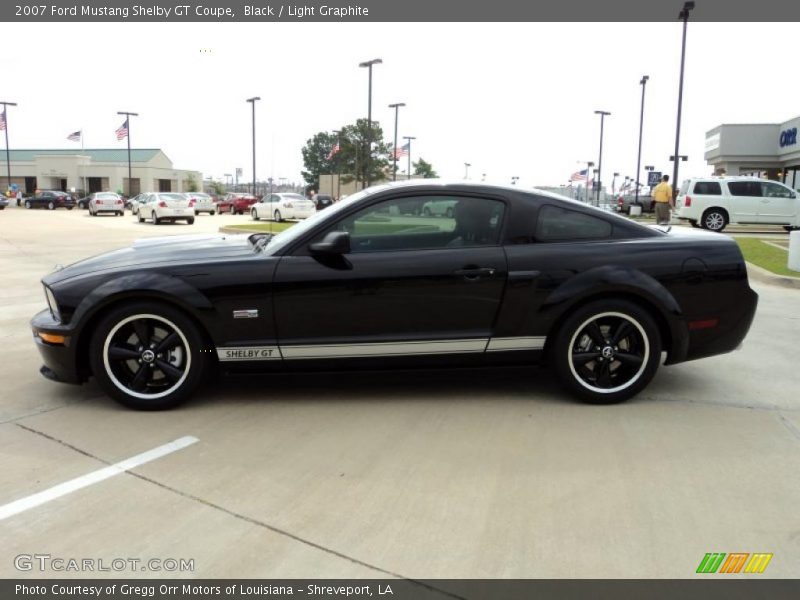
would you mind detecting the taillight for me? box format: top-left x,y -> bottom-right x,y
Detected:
96,200 -> 103,205
116,200 -> 122,205
684,196 -> 692,207
158,201 -> 167,208
189,199 -> 196,206
617,197 -> 624,205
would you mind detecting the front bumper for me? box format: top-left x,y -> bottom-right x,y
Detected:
30,309 -> 82,385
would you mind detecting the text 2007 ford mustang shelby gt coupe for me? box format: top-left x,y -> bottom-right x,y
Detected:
31,181 -> 757,410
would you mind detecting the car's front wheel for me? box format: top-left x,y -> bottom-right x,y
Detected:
89,302 -> 209,410
274,210 -> 282,222
24,200 -> 32,209
552,299 -> 661,404
229,205 -> 236,215
47,201 -> 55,210
251,208 -> 259,221
210,210 -> 215,216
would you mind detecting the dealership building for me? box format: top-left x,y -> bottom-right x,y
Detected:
705,115 -> 800,189
0,149 -> 202,195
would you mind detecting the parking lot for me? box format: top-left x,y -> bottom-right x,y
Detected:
1,204 -> 799,580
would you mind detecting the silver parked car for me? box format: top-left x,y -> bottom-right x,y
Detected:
185,192 -> 216,215
88,192 -> 125,216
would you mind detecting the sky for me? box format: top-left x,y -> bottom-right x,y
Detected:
4,21 -> 800,190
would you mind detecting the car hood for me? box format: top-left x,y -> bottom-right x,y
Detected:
44,233 -> 258,285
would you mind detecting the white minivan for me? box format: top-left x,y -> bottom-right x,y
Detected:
675,176 -> 800,232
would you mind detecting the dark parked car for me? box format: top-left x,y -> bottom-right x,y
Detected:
314,194 -> 334,210
23,191 -> 75,210
31,181 -> 758,410
0,196 -> 8,210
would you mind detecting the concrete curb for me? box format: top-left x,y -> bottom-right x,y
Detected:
746,261 -> 800,289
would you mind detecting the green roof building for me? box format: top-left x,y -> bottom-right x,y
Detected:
1,148 -> 201,195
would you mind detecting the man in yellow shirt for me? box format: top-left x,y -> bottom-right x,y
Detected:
652,174 -> 673,225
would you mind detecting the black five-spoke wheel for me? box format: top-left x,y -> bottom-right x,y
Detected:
553,299 -> 661,404
90,302 -> 208,410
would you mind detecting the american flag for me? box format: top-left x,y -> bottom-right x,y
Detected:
326,141 -> 340,160
0,110 -> 6,131
67,130 -> 81,142
569,168 -> 588,182
393,142 -> 409,159
115,119 -> 128,140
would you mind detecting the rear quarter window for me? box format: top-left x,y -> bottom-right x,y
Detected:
692,181 -> 721,195
727,181 -> 762,196
535,205 -> 613,242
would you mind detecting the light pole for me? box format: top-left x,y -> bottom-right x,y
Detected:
594,110 -> 611,207
635,75 -> 649,207
585,161 -> 594,202
464,163 -> 472,179
673,1 -> 695,198
331,129 -> 341,199
403,136 -> 415,180
0,101 -> 17,197
388,102 -> 405,181
612,172 -> 619,195
246,97 -> 260,196
224,173 -> 232,189
117,111 -> 137,195
359,58 -> 382,188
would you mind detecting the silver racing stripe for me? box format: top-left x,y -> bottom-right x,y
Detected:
215,336 -> 547,361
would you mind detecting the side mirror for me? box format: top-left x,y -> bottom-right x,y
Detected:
309,231 -> 351,255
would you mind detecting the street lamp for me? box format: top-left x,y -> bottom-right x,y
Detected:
464,162 -> 471,179
332,129 -> 341,199
511,176 -> 519,185
612,172 -> 620,195
388,102 -> 405,181
585,161 -> 595,203
594,110 -> 611,207
224,173 -> 232,188
403,136 -> 415,180
635,75 -> 649,207
246,97 -> 260,196
117,111 -> 138,195
359,58 -> 382,187
673,1 -> 695,199
0,101 -> 17,198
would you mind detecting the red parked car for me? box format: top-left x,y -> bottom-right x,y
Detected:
216,193 -> 258,215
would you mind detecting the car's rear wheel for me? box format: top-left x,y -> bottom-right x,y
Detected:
152,211 -> 161,225
47,201 -> 55,210
701,209 -> 727,232
89,302 -> 208,410
229,205 -> 236,215
187,218 -> 195,225
552,299 -> 661,404
251,208 -> 259,220
210,210 -> 215,216
24,200 -> 31,209
274,210 -> 282,222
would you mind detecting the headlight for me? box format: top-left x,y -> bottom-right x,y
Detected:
44,286 -> 61,322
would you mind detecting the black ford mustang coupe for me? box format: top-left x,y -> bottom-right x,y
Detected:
31,181 -> 758,410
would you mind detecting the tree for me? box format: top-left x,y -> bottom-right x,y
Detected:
413,158 -> 438,179
301,119 -> 393,191
210,180 -> 226,196
185,173 -> 199,192
301,131 -> 339,192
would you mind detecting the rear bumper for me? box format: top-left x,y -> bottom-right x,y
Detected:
30,309 -> 83,385
157,208 -> 193,219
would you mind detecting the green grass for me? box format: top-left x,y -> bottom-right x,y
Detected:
223,222 -> 296,233
735,237 -> 799,277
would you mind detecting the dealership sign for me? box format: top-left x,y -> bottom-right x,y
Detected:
779,127 -> 797,147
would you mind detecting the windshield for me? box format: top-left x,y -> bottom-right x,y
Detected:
265,186 -> 383,254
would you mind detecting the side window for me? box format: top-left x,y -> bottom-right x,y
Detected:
727,181 -> 761,196
762,182 -> 795,198
692,181 -> 721,195
535,205 -> 613,242
319,195 -> 505,252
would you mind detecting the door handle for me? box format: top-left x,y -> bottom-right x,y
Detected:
454,267 -> 496,280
